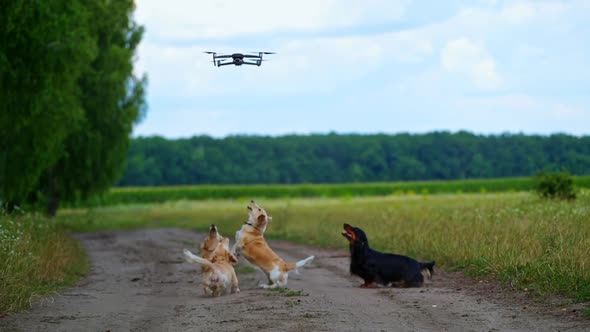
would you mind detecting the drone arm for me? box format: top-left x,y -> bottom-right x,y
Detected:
242,61 -> 262,66
217,61 -> 235,67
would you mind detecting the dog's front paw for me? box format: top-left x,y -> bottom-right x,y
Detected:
258,283 -> 277,289
232,287 -> 240,294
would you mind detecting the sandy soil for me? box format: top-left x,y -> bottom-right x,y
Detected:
1,228 -> 588,332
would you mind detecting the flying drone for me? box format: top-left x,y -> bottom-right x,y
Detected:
204,51 -> 275,67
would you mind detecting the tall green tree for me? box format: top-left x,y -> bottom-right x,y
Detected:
0,1 -> 96,209
39,0 -> 146,216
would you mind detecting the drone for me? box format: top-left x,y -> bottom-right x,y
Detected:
204,51 -> 275,67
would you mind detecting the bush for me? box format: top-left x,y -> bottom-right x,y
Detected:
534,171 -> 577,200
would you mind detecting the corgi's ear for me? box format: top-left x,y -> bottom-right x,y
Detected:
257,214 -> 266,223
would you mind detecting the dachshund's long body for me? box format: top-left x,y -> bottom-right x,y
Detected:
343,224 -> 434,288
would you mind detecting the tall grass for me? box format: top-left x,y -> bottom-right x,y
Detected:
65,176 -> 590,208
0,214 -> 88,313
59,191 -> 590,302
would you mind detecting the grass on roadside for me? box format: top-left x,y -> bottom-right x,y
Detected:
66,175 -> 590,208
58,191 -> 590,305
0,214 -> 88,314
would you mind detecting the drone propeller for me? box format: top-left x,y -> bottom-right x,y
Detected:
250,51 -> 276,54
203,51 -> 216,54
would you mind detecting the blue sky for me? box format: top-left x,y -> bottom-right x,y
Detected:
133,0 -> 590,138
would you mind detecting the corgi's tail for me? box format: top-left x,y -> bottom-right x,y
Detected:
283,255 -> 315,274
183,249 -> 215,269
420,261 -> 435,281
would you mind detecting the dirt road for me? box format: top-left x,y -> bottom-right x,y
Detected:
1,228 -> 588,331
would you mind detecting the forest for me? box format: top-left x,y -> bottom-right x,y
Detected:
0,0 -> 145,214
119,131 -> 590,186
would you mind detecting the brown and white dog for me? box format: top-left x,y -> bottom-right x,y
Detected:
183,237 -> 240,296
232,200 -> 314,288
198,224 -> 224,294
200,224 -> 223,261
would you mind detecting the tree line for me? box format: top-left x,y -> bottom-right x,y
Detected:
0,1 -> 145,215
118,132 -> 590,186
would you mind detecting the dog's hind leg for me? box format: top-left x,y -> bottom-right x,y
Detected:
259,266 -> 283,288
231,270 -> 240,294
257,271 -> 275,288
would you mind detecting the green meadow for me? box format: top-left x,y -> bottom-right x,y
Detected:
4,178 -> 590,314
67,176 -> 590,207
58,190 -> 590,306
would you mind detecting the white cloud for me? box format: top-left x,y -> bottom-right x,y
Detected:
132,0 -> 590,137
136,0 -> 410,40
135,0 -> 588,98
500,2 -> 535,23
479,0 -> 498,6
471,59 -> 502,89
137,29 -> 434,98
137,42 -> 227,97
441,38 -> 502,90
279,30 -> 434,67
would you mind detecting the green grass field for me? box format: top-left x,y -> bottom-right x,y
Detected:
0,214 -> 88,313
58,190 -> 590,306
65,176 -> 590,207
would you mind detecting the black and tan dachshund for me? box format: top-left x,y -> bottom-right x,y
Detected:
342,223 -> 435,288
